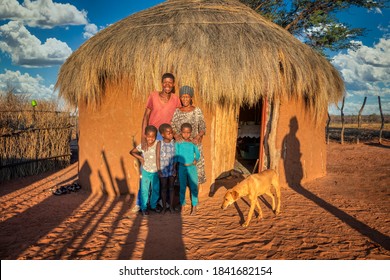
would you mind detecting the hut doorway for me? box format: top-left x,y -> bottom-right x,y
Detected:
236,99 -> 264,174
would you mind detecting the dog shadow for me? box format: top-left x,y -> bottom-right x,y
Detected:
234,196 -> 275,225
209,169 -> 247,197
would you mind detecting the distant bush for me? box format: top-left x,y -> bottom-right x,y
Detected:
329,114 -> 390,124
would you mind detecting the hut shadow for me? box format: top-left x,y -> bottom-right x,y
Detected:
284,117 -> 390,251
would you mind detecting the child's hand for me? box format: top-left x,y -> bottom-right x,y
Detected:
192,135 -> 201,144
193,160 -> 197,165
140,158 -> 145,166
158,170 -> 163,177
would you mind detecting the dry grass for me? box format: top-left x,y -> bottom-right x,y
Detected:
0,91 -> 76,182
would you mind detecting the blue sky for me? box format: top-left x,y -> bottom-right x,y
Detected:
0,0 -> 389,115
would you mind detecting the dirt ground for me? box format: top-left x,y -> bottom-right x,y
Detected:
1,140 -> 389,260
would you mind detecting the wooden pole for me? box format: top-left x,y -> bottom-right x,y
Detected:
340,97 -> 345,145
378,96 -> 384,144
357,96 -> 367,144
326,112 -> 331,144
258,98 -> 267,172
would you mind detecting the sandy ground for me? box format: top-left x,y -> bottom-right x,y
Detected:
1,141 -> 389,260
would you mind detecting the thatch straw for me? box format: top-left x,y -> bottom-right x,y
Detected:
56,0 -> 344,118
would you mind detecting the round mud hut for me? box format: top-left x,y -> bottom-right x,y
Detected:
56,0 -> 344,196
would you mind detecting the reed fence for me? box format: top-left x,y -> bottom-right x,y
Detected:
0,109 -> 77,182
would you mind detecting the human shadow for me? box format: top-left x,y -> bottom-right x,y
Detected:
141,211 -> 186,259
57,156 -> 137,259
283,117 -> 390,251
140,155 -> 188,259
0,162 -> 77,196
118,142 -> 186,259
0,173 -> 88,259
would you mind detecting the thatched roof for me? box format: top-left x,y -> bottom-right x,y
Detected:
56,0 -> 344,116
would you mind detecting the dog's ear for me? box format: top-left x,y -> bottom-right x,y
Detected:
231,190 -> 240,201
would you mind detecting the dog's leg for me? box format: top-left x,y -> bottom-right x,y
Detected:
243,202 -> 256,227
264,191 -> 276,212
256,200 -> 263,220
273,182 -> 281,215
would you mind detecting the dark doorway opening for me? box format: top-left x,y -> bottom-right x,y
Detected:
236,99 -> 263,174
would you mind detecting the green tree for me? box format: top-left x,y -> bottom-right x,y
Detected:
240,0 -> 386,54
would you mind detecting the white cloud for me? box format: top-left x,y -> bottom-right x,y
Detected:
0,21 -> 72,67
83,23 -> 109,39
330,38 -> 390,115
83,23 -> 98,39
332,38 -> 390,97
0,0 -> 88,29
0,69 -> 55,100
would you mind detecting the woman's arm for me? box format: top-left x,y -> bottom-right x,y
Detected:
141,108 -> 151,149
171,110 -> 182,141
193,108 -> 206,144
156,141 -> 162,177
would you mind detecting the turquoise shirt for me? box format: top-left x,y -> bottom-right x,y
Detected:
175,141 -> 200,165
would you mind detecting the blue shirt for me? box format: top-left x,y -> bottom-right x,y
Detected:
175,141 -> 200,165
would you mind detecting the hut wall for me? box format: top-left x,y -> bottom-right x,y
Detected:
77,85 -> 241,197
202,104 -> 239,185
78,82 -> 144,197
276,97 -> 327,188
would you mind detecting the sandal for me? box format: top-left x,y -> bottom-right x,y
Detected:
52,186 -> 68,195
73,183 -> 82,190
52,188 -> 63,195
60,186 -> 69,194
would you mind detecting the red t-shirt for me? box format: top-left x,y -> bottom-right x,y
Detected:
146,91 -> 181,129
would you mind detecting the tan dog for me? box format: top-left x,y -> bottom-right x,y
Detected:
221,169 -> 281,227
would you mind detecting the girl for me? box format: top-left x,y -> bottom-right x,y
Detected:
175,123 -> 200,215
130,125 -> 160,215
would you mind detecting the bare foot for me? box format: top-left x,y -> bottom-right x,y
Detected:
190,206 -> 197,215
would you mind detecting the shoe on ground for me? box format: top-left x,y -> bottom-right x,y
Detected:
141,210 -> 149,216
151,207 -> 161,214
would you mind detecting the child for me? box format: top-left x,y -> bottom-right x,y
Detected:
156,123 -> 176,214
175,123 -> 200,215
130,125 -> 160,215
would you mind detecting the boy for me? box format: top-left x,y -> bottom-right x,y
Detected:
156,123 -> 176,213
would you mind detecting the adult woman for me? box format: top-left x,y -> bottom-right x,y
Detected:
141,73 -> 181,148
172,85 -> 206,185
